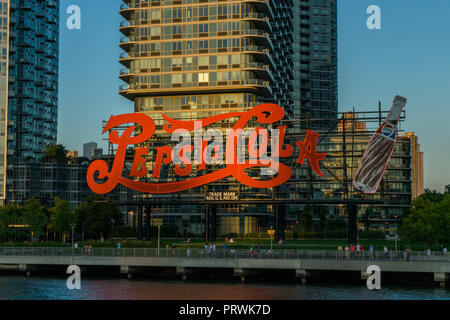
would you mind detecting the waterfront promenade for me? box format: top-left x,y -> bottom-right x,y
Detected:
0,247 -> 448,287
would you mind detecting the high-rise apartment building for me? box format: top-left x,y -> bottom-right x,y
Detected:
119,0 -> 293,114
119,0 -> 293,237
405,132 -> 424,200
0,0 -> 59,203
293,0 -> 337,129
0,1 -> 9,201
83,141 -> 99,160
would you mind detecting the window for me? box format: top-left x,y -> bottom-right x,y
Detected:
199,72 -> 209,83
199,40 -> 208,49
151,9 -> 161,20
199,56 -> 209,66
172,74 -> 182,84
199,23 -> 208,33
151,27 -> 161,37
217,55 -> 228,65
171,57 -> 182,68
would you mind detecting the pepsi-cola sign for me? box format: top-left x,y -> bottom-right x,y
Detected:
87,104 -> 326,194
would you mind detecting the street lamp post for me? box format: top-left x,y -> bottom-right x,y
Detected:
268,226 -> 275,252
71,224 -> 75,256
395,226 -> 398,253
157,224 -> 161,257
151,217 -> 162,257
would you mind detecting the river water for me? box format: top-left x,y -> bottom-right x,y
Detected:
0,275 -> 449,300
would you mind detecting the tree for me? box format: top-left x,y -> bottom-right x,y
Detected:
419,189 -> 445,203
49,198 -> 76,243
300,205 -> 314,233
23,199 -> 48,241
399,193 -> 450,244
44,144 -> 68,163
75,196 -> 122,240
0,204 -> 23,241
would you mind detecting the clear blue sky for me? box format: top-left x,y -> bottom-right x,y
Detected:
58,0 -> 450,191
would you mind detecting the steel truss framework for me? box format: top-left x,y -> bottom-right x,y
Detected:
101,104 -> 408,243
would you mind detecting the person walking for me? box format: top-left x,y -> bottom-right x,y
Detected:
405,246 -> 411,261
211,243 -> 216,257
345,245 -> 350,260
172,243 -> 177,256
166,243 -> 170,257
337,245 -> 343,259
350,244 -> 355,259
426,248 -> 432,260
383,246 -> 388,260
369,244 -> 374,260
222,243 -> 227,258
204,243 -> 210,257
116,242 -> 121,256
209,243 -> 214,258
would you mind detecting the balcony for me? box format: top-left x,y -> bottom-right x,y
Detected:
119,36 -> 135,50
119,68 -> 131,81
242,29 -> 274,52
119,52 -> 133,68
119,3 -> 134,20
241,62 -> 274,82
119,20 -> 136,36
244,0 -> 274,20
119,78 -> 272,100
240,46 -> 276,71
242,12 -> 272,33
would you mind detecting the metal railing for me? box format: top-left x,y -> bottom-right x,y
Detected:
0,247 -> 448,263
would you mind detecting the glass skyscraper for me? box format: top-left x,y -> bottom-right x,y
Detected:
0,0 -> 9,200
0,0 -> 59,203
293,0 -> 337,130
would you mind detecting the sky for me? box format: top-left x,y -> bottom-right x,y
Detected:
58,0 -> 450,192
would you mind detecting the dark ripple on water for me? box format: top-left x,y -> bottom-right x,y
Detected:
0,276 -> 449,300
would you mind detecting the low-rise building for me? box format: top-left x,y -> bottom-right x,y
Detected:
8,157 -> 134,222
